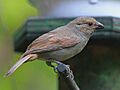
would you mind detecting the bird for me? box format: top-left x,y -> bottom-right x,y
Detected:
5,17 -> 104,77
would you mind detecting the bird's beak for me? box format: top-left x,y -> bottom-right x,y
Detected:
96,22 -> 104,29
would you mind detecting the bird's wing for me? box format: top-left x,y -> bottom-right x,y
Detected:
24,30 -> 80,55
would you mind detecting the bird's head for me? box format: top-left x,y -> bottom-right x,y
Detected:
67,17 -> 104,32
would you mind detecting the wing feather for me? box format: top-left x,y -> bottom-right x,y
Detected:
24,26 -> 80,55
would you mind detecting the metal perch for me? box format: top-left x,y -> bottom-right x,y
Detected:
55,61 -> 80,90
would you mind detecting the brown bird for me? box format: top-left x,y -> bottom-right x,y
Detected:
5,17 -> 104,77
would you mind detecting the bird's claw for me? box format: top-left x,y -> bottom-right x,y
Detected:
55,61 -> 74,80
65,65 -> 74,80
46,61 -> 74,80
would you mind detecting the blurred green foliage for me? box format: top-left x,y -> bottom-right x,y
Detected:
0,0 -> 37,33
0,0 -> 57,90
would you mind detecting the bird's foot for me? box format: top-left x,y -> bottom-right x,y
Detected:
54,61 -> 74,80
46,61 -> 74,80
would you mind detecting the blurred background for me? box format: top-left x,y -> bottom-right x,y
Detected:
0,0 -> 120,90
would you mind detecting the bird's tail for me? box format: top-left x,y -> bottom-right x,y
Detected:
4,55 -> 32,77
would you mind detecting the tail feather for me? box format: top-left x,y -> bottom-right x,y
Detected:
4,55 -> 32,77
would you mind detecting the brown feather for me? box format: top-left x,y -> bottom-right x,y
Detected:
4,54 -> 36,77
24,26 -> 80,55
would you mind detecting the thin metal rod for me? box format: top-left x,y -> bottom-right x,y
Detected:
56,62 -> 80,90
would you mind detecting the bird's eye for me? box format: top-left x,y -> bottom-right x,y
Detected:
88,22 -> 93,26
76,23 -> 81,25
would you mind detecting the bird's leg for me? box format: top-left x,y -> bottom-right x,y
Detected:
46,61 -> 54,67
46,61 -> 58,73
46,61 -> 74,79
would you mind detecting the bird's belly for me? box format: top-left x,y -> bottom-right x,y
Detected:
40,40 -> 88,61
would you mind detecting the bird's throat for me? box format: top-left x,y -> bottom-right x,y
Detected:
80,29 -> 94,38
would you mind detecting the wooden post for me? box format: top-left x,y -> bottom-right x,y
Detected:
56,61 -> 80,90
